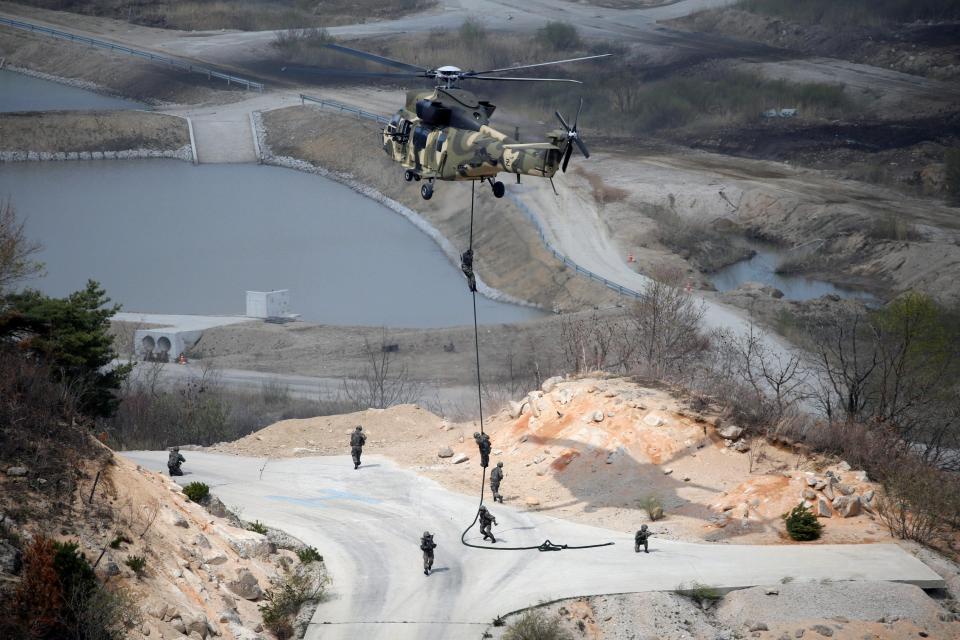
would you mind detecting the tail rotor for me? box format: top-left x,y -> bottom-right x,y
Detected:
556,98 -> 590,173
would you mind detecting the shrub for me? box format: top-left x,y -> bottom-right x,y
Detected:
259,571 -> 329,639
536,21 -> 581,50
783,503 -> 823,541
638,495 -> 664,521
677,581 -> 723,607
297,546 -> 323,564
248,520 -> 268,535
109,534 -> 132,549
182,482 -> 210,503
125,555 -> 147,577
503,609 -> 574,640
459,17 -> 487,47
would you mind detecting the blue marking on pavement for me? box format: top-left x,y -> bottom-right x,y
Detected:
266,488 -> 382,508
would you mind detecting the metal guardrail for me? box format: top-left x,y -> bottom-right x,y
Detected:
299,92 -> 642,300
300,94 -> 389,125
0,16 -> 264,92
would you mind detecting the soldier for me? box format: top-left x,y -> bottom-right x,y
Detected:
460,249 -> 477,292
350,425 -> 366,470
473,431 -> 491,468
420,531 -> 437,576
490,461 -> 504,503
167,447 -> 185,476
635,524 -> 652,554
478,505 -> 498,543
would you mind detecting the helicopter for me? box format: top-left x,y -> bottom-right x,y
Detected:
288,43 -> 609,200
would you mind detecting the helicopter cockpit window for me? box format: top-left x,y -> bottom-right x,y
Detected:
436,132 -> 447,152
473,112 -> 481,120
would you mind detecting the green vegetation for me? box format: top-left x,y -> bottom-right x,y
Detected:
124,555 -> 147,577
736,0 -> 960,26
259,571 -> 330,640
783,503 -> 823,541
536,21 -> 581,51
1,280 -> 130,418
297,546 -> 323,564
503,609 -> 574,640
867,212 -> 920,241
182,482 -> 210,503
109,534 -> 132,549
248,520 -> 269,535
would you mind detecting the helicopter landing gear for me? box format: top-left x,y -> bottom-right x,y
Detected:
420,180 -> 434,200
404,170 -> 415,182
487,178 -> 505,199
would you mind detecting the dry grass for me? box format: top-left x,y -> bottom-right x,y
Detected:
573,167 -> 629,206
16,0 -> 435,30
0,111 -> 189,152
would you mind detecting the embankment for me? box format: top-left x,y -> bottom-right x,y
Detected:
0,110 -> 192,161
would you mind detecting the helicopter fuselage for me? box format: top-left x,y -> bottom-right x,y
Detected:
382,88 -> 568,198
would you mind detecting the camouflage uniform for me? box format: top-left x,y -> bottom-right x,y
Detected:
479,506 -> 497,543
420,531 -> 437,576
490,462 -> 504,503
167,448 -> 185,476
460,249 -> 477,292
350,426 -> 366,470
635,524 -> 651,554
474,432 -> 491,468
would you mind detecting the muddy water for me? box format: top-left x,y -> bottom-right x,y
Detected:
711,243 -> 876,302
0,69 -> 146,112
0,161 -> 543,327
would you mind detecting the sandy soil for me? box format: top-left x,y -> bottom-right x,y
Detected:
485,582 -> 959,640
210,376 -> 893,546
0,110 -> 189,152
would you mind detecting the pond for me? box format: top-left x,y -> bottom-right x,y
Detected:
0,160 -> 544,327
0,68 -> 146,112
710,242 -> 876,303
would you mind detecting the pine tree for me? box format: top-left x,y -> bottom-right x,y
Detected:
784,502 -> 823,541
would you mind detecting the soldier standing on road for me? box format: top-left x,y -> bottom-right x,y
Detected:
635,524 -> 652,554
420,531 -> 437,576
490,461 -> 504,503
474,432 -> 491,468
167,447 -> 185,476
350,425 -> 366,470
479,505 -> 498,543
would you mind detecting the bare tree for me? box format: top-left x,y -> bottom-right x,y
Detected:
628,266 -> 708,375
0,198 -> 44,294
342,329 -> 422,409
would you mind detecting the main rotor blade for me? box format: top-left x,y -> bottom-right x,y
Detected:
561,144 -> 574,173
574,137 -> 590,158
465,76 -> 582,83
467,53 -> 611,76
573,97 -> 584,130
281,66 -> 426,79
323,43 -> 428,73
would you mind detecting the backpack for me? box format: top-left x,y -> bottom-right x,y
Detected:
420,535 -> 435,551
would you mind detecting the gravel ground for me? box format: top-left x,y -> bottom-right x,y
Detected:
717,581 -> 944,628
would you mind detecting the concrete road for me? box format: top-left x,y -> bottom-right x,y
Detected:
123,450 -> 944,640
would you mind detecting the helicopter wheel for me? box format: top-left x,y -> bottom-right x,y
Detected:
404,170 -> 415,182
421,183 -> 434,200
492,181 -> 505,199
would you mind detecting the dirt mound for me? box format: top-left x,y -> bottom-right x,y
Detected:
215,376 -> 890,545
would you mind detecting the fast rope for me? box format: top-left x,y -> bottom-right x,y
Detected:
457,180 -> 613,553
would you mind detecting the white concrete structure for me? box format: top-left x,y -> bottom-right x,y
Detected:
134,327 -> 201,362
246,289 -> 292,319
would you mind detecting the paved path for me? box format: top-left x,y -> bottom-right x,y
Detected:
123,451 -> 944,640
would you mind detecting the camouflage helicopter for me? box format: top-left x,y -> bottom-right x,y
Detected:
291,44 -> 609,200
